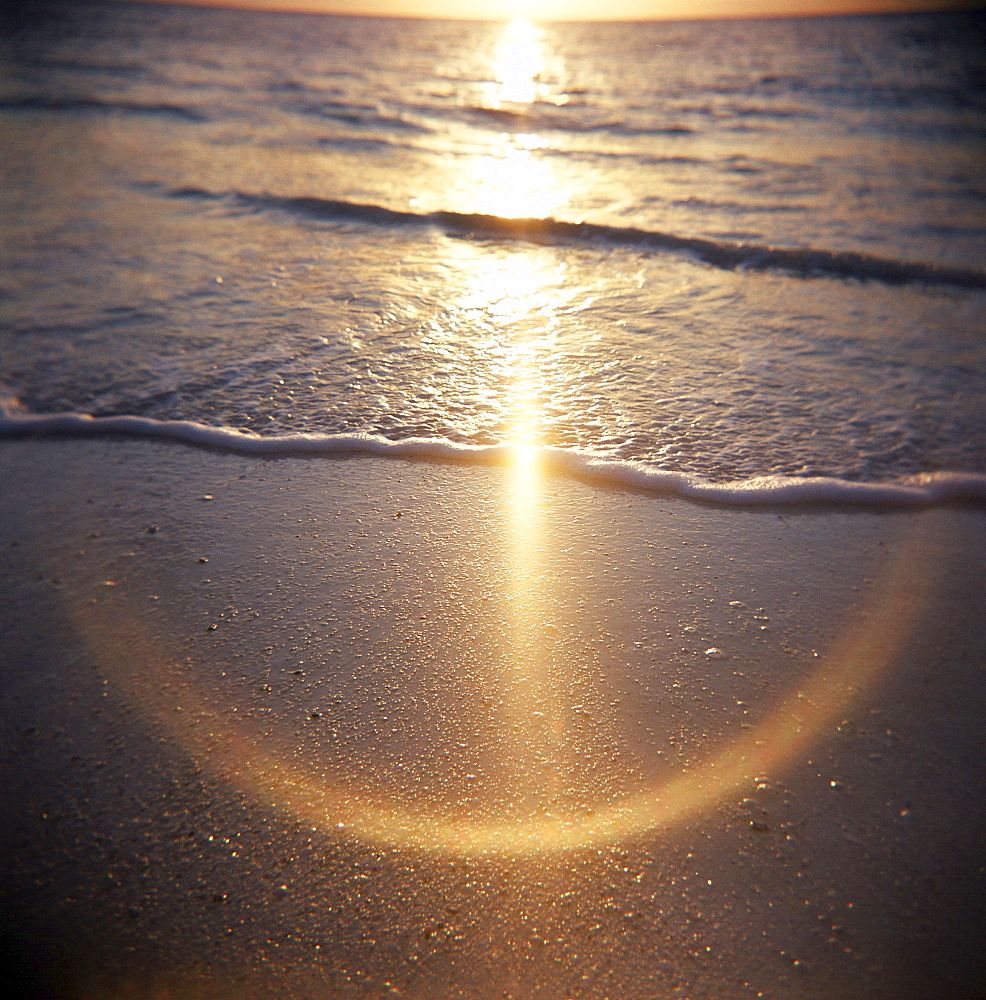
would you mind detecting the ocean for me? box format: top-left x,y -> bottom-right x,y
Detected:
2,0 -> 985,498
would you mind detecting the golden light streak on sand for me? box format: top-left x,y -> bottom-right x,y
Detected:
497,443 -> 571,815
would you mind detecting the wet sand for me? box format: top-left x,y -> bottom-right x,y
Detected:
1,438 -> 985,999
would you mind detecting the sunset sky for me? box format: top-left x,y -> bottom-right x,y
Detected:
144,0 -> 982,21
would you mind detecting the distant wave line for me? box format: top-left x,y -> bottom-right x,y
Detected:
167,186 -> 986,290
0,95 -> 208,122
3,406 -> 986,509
466,104 -> 697,136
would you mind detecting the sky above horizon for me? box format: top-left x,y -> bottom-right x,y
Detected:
148,0 -> 981,21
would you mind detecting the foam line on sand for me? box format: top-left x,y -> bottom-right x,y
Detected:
3,404 -> 986,508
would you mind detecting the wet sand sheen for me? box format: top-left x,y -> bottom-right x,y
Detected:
1,439 -> 984,998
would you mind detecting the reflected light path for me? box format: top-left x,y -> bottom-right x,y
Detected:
477,22 -> 586,824
453,246 -> 565,324
487,18 -> 550,108
469,20 -> 570,218
471,142 -> 568,219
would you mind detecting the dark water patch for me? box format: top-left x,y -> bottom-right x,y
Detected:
600,122 -> 695,137
541,147 -> 706,168
292,99 -> 431,134
463,103 -> 695,137
268,78 -> 310,94
727,104 -> 815,120
915,221 -> 986,238
27,56 -> 148,78
668,196 -> 806,215
0,95 -> 208,122
314,135 -> 414,154
469,105 -> 531,125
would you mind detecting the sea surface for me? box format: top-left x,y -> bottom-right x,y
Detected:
2,0 -> 986,497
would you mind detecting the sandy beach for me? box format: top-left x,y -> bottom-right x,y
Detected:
2,437 -> 984,998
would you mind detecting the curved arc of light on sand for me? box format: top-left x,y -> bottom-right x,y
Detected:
67,509 -> 937,858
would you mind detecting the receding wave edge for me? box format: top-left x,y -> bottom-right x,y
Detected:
3,406 -> 985,509
169,186 -> 986,290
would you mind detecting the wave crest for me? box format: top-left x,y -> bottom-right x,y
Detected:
167,187 -> 986,290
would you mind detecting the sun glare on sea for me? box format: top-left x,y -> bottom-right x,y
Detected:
467,19 -> 570,218
492,17 -> 545,105
471,143 -> 568,218
452,244 -> 564,327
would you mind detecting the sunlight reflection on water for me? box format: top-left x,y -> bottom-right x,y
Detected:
470,144 -> 569,218
468,19 -> 571,218
489,18 -> 548,107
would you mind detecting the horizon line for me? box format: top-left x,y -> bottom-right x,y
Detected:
109,0 -> 986,24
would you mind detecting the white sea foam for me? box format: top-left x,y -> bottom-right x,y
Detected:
4,404 -> 985,509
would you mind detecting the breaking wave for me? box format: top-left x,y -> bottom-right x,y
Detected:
168,186 -> 986,290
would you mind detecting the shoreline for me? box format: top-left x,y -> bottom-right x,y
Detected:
4,406 -> 986,508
